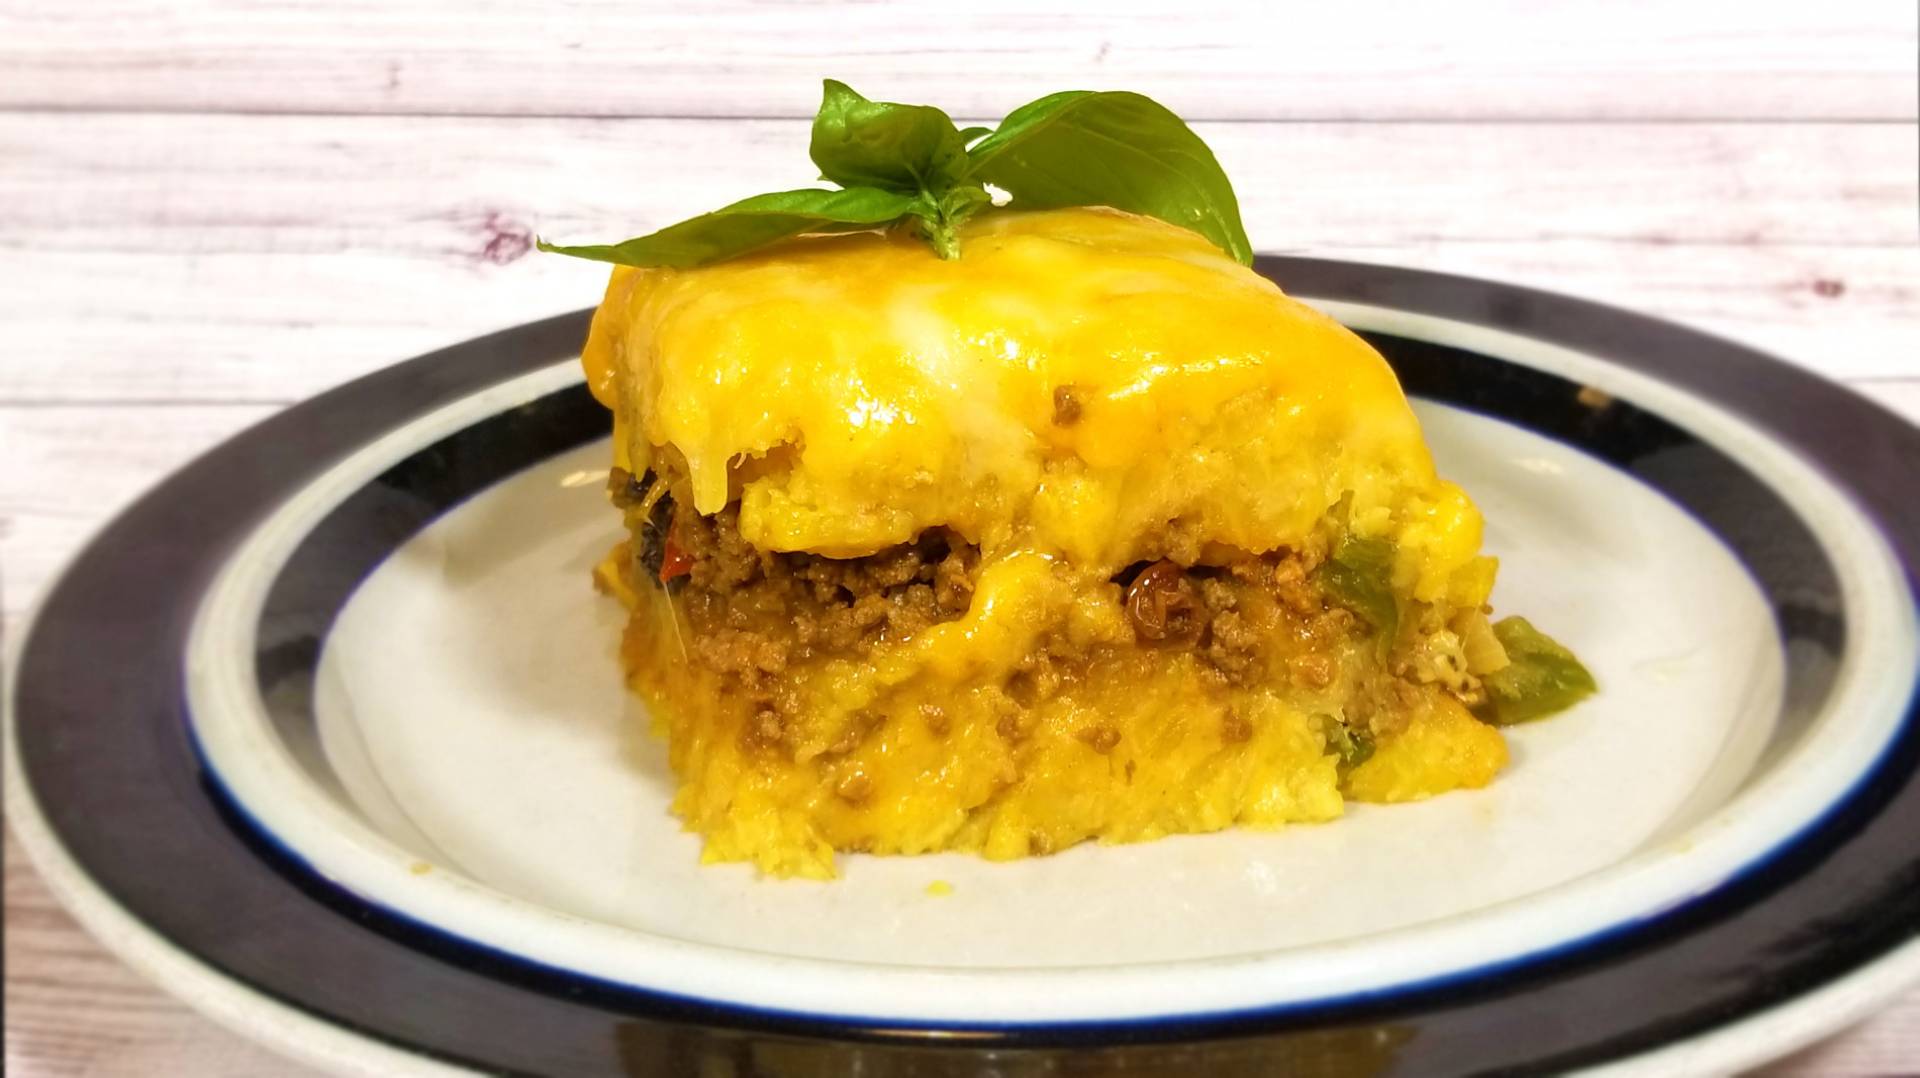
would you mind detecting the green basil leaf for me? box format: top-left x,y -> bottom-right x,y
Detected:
1479,617 -> 1597,725
536,187 -> 916,269
810,79 -> 970,193
957,125 -> 993,145
965,90 -> 1253,264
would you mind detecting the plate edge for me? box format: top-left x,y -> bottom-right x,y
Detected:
4,621 -> 474,1078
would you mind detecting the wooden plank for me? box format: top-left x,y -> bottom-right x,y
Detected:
0,0 -> 1913,121
0,404 -> 277,634
1754,991 -> 1920,1076
1852,379 -> 1920,428
2,115 -> 1916,403
4,834 -> 315,1078
7,116 -> 1916,251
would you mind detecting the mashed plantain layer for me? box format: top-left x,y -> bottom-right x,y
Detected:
581,207 -> 1540,878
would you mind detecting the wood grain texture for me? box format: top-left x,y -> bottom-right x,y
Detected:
8,114 -> 1916,250
1858,378 -> 1920,427
4,835 -> 310,1078
1761,1007 -> 1920,1078
1,0 -> 1915,121
0,404 -> 276,635
3,114 -> 1916,405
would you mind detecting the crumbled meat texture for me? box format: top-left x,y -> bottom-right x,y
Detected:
623,464 -> 1458,748
1269,555 -> 1323,617
833,771 -> 873,804
1076,725 -> 1121,753
1191,553 -> 1357,689
1006,647 -> 1076,707
1052,385 -> 1084,425
1203,608 -> 1260,677
631,480 -> 980,727
1160,517 -> 1207,565
1289,652 -> 1338,689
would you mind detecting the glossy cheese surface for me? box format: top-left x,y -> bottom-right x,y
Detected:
582,208 -> 1483,600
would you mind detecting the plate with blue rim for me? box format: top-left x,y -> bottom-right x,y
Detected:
8,257 -> 1920,1077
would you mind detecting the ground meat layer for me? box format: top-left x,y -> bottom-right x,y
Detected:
611,467 -> 979,724
608,462 -> 1458,754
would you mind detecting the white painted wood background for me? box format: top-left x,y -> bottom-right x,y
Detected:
3,1 -> 1917,1074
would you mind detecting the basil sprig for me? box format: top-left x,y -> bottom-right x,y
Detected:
538,81 -> 1251,269
967,91 -> 1251,264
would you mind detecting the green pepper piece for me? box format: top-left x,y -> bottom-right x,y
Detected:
1318,535 -> 1400,647
1319,715 -> 1376,770
1480,616 -> 1597,725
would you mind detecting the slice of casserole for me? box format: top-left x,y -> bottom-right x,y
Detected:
581,207 -> 1589,878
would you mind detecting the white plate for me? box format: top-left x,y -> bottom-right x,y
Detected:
13,263 -> 1920,1075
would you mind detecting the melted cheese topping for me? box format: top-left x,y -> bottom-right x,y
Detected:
582,206 -> 1484,600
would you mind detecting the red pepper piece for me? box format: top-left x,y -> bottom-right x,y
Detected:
659,529 -> 693,581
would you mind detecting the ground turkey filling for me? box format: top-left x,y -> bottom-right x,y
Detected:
611,466 -> 1458,755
